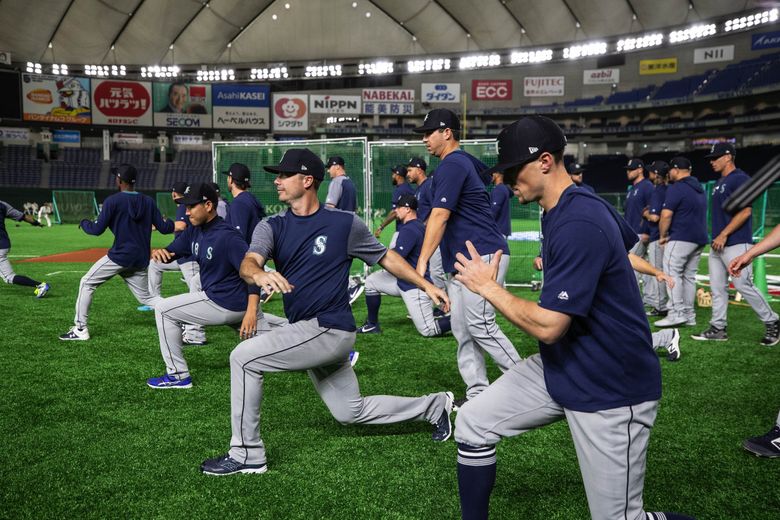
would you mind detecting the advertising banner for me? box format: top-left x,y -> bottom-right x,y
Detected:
52,129 -> 81,144
272,94 -> 308,132
91,79 -> 153,126
639,58 -> 677,75
693,45 -> 735,64
153,82 -> 212,128
173,135 -> 203,146
0,127 -> 29,143
471,80 -> 512,100
421,83 -> 461,103
212,84 -> 270,129
752,31 -> 780,50
113,132 -> 144,145
523,76 -> 564,97
583,68 -> 620,85
362,89 -> 414,114
310,94 -> 361,114
22,74 -> 91,123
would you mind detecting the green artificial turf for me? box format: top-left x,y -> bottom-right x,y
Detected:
1,225 -> 779,519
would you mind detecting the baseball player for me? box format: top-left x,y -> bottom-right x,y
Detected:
566,162 -> 595,193
642,161 -> 671,318
655,157 -> 708,328
324,156 -> 357,212
358,194 -> 451,337
624,158 -> 654,303
691,143 -> 779,344
413,108 -> 520,405
208,181 -> 229,218
406,157 -> 447,293
453,116 -> 693,520
145,181 -> 206,345
146,183 -> 283,389
59,164 -> 174,341
489,171 -> 513,239
0,200 -> 49,298
374,165 -> 415,247
199,148 -> 454,476
36,202 -> 53,227
223,162 -> 266,245
730,223 -> 780,457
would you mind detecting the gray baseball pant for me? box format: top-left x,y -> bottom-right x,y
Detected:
708,243 -> 778,329
663,241 -> 704,323
455,354 -> 658,520
0,248 -> 17,283
148,259 -> 206,342
73,255 -> 159,329
429,246 -> 447,291
155,291 -> 286,380
227,318 -> 450,465
645,240 -> 668,311
630,238 -> 652,306
365,270 -> 441,337
446,253 -> 521,399
651,329 -> 674,352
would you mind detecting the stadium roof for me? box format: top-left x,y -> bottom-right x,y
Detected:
0,0 -> 761,66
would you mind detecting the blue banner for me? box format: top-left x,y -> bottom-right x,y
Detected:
212,84 -> 270,107
52,129 -> 81,143
752,30 -> 780,50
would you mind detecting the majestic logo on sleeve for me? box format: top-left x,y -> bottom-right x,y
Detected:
313,235 -> 328,255
557,291 -> 569,301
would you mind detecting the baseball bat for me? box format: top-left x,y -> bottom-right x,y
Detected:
723,153 -> 780,213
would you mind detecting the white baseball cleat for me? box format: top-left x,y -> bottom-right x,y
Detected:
59,326 -> 90,341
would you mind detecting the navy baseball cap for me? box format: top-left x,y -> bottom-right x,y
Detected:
391,165 -> 407,176
649,160 -> 670,177
484,116 -> 567,175
567,162 -> 585,175
396,193 -> 418,210
413,108 -> 461,133
224,162 -> 251,183
625,158 -> 645,170
407,157 -> 427,170
171,181 -> 188,195
113,164 -> 137,184
207,181 -> 221,194
670,156 -> 692,170
326,156 -> 345,167
175,182 -> 219,206
264,148 -> 326,180
705,142 -> 736,159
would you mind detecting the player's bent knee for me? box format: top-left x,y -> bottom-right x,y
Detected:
454,408 -> 485,446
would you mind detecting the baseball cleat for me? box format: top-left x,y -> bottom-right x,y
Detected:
349,350 -> 359,367
646,308 -> 667,317
743,425 -> 780,458
59,326 -> 90,341
137,305 -> 154,312
690,326 -> 728,342
147,374 -> 192,389
201,454 -> 268,476
183,337 -> 207,346
654,316 -> 687,328
433,308 -> 450,319
432,391 -> 454,442
357,322 -> 381,334
760,320 -> 780,346
666,329 -> 681,361
348,283 -> 365,305
34,282 -> 50,298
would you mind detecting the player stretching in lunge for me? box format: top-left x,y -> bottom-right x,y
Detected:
0,200 -> 49,298
200,149 -> 454,475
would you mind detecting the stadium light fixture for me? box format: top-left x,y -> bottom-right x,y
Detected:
616,33 -> 664,52
668,23 -> 716,43
141,65 -> 179,78
725,9 -> 778,32
197,68 -> 235,81
358,61 -> 394,75
51,63 -> 68,75
250,66 -> 289,80
26,62 -> 42,74
563,42 -> 607,59
458,54 -> 501,70
407,58 -> 451,73
304,64 -> 342,78
510,49 -> 553,64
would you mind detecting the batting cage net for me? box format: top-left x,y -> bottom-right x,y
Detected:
368,140 -> 542,286
155,192 -> 177,221
51,190 -> 99,224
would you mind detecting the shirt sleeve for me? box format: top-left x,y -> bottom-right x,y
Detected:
152,202 -> 175,234
248,219 -> 274,260
490,187 -> 506,220
326,177 -> 343,206
392,227 -> 416,259
649,191 -> 664,215
165,226 -> 192,259
81,197 -> 111,235
348,214 -> 387,265
538,220 -> 610,318
2,201 -> 24,221
432,162 -> 468,211
175,204 -> 187,222
662,185 -> 681,212
225,232 -> 250,272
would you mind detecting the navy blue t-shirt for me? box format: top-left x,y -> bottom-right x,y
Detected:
392,218 -> 432,292
326,176 -> 358,213
166,217 -> 250,312
226,191 -> 266,245
539,185 -> 661,412
490,183 -> 513,237
249,206 -> 386,331
663,176 -> 708,245
431,150 -> 509,273
647,184 -> 667,242
81,191 -> 174,269
624,178 -> 654,234
711,169 -> 753,246
391,182 -> 415,231
414,177 -> 434,223
0,201 -> 24,250
174,203 -> 194,265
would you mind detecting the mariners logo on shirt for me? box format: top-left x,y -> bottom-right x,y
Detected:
313,235 -> 328,255
557,291 -> 569,301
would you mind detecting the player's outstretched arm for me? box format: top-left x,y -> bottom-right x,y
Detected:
239,294 -> 260,339
729,223 -> 780,276
417,207 -> 450,277
379,249 -> 450,312
374,210 -> 397,238
658,209 -> 673,245
240,252 -> 293,294
151,248 -> 175,263
22,214 -> 42,227
455,240 -> 571,344
80,199 -> 112,235
628,253 -> 674,289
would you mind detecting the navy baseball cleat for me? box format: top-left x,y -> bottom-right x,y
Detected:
59,326 -> 89,341
691,326 -> 728,342
147,374 -> 192,389
743,425 -> 780,458
760,320 -> 780,346
201,454 -> 268,476
432,391 -> 454,442
34,282 -> 50,298
348,283 -> 364,306
348,350 -> 359,367
357,322 -> 381,334
666,329 -> 681,361
646,513 -> 696,520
